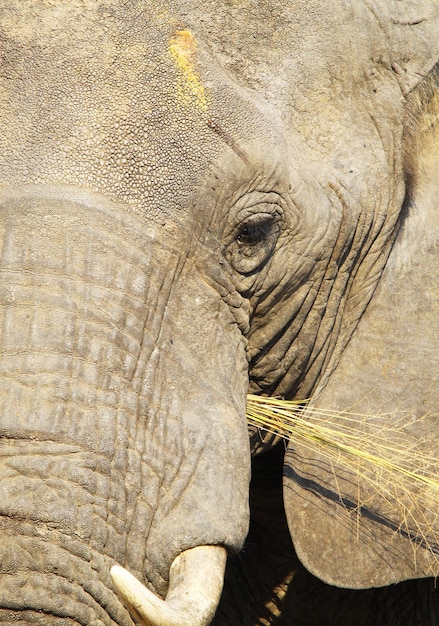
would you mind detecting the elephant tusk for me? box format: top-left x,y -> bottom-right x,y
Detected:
110,545 -> 227,626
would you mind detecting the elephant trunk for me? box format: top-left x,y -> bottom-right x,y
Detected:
0,187 -> 250,624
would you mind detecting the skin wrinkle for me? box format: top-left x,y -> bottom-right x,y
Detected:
284,303 -> 337,399
0,370 -> 136,451
0,472 -> 117,542
365,2 -> 416,95
248,281 -> 320,364
303,262 -> 370,398
0,529 -> 125,622
9,569 -> 107,620
246,180 -> 342,394
0,236 -> 151,392
0,612 -> 67,624
119,243 -> 193,405
194,251 -> 251,336
303,147 -> 403,394
0,311 -> 141,370
323,204 -> 397,346
9,296 -> 143,351
247,122 -> 398,397
0,253 -> 157,299
132,257 -> 182,389
0,574 -> 113,625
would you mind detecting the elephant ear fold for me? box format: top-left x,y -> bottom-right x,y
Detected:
283,75 -> 439,588
369,0 -> 439,94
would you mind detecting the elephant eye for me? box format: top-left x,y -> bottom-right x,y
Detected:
237,218 -> 274,247
228,211 -> 281,275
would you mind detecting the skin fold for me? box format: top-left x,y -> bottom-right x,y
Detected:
0,1 -> 438,624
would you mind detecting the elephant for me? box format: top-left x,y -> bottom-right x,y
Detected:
0,1 -> 438,624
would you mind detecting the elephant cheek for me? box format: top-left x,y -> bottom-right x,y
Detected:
0,189 -> 250,622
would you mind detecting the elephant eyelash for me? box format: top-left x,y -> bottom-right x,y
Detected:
236,216 -> 276,247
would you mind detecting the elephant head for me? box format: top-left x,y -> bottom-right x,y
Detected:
0,1 -> 438,625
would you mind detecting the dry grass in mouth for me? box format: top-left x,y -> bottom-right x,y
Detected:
246,394 -> 439,563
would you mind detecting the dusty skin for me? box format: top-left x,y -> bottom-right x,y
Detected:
0,1 -> 438,625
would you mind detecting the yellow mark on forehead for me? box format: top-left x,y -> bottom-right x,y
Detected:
168,30 -> 209,114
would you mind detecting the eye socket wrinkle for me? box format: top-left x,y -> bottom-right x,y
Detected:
225,208 -> 283,277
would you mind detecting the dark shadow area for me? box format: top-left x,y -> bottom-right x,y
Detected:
214,444 -> 297,625
279,567 -> 439,626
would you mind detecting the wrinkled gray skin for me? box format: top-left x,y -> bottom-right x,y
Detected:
0,1 -> 439,624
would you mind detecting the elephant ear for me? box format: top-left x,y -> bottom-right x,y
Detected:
283,39 -> 439,590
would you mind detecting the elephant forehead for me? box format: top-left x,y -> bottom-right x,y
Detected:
0,2 -> 274,220
168,29 -> 209,115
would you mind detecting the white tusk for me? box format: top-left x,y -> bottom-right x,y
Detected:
110,545 -> 227,626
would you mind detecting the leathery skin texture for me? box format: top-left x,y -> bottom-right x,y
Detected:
0,1 -> 439,625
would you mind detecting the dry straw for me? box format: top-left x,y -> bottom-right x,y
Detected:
247,394 -> 439,562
